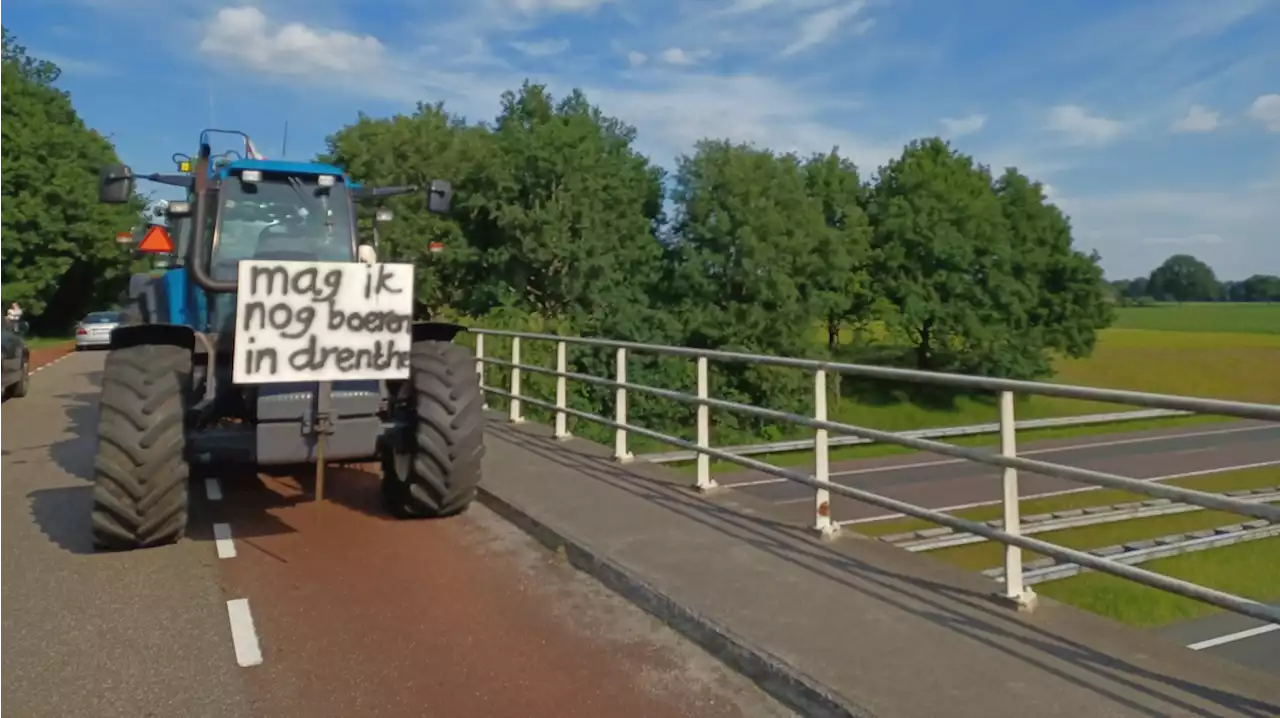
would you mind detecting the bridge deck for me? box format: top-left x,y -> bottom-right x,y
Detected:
482,416 -> 1280,718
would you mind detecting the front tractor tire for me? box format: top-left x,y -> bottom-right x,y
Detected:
90,344 -> 192,552
381,340 -> 485,519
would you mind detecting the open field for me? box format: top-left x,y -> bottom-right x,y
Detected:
671,304 -> 1280,472
1113,302 -> 1280,334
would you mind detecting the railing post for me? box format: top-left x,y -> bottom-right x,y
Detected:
508,337 -> 524,424
554,340 -> 570,440
694,355 -> 717,492
475,333 -> 488,410
614,347 -> 633,462
813,369 -> 838,538
999,390 -> 1037,612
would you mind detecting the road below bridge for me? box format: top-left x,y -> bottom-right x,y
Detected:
1,352 -> 795,718
719,420 -> 1280,522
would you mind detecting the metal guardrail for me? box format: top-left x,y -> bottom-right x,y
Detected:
468,328 -> 1280,625
639,408 -> 1194,463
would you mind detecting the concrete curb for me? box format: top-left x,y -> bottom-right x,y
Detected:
477,483 -> 875,718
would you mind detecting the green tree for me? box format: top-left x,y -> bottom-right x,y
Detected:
321,101 -> 493,317
1239,274 -> 1280,302
993,168 -> 1113,362
866,138 -> 1040,376
468,83 -> 667,327
1147,254 -> 1220,302
801,149 -> 875,350
1,29 -> 144,332
663,140 -> 833,438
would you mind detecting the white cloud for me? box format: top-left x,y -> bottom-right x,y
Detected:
781,1 -> 874,57
1247,93 -> 1280,132
510,38 -> 570,57
1043,105 -> 1125,145
199,6 -> 386,76
659,47 -> 712,66
501,0 -> 611,13
627,50 -> 647,68
940,114 -> 986,138
1171,105 -> 1221,133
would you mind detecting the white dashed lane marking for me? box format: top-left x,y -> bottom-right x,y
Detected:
205,478 -> 223,501
213,523 -> 237,559
226,598 -> 264,667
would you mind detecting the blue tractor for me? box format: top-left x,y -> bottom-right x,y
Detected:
93,129 -> 484,552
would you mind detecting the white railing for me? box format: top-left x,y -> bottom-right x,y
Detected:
469,329 -> 1280,625
639,408 -> 1195,463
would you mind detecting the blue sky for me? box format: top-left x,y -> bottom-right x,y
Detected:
7,0 -> 1279,280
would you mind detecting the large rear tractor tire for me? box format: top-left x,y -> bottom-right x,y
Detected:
91,344 -> 192,551
381,340 -> 485,519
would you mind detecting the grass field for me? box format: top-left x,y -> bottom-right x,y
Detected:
1113,302 -> 1280,334
671,303 -> 1280,474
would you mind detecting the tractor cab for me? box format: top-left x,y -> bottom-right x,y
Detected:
86,127 -> 482,555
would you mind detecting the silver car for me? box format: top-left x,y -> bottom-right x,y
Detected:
75,311 -> 124,350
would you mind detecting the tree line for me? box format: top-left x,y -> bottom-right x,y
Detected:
0,32 -> 1116,448
1110,254 -> 1280,305
1,29 -> 143,332
323,83 -> 1115,446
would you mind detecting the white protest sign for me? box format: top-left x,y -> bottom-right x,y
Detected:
233,259 -> 415,384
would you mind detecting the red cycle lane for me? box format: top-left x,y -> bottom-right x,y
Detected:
201,465 -> 793,718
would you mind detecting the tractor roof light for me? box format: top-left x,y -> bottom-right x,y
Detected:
241,169 -> 262,183
317,174 -> 336,188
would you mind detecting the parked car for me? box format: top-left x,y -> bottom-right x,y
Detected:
2,319 -> 31,400
75,311 -> 125,350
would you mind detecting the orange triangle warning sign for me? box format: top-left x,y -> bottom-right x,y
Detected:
138,225 -> 174,253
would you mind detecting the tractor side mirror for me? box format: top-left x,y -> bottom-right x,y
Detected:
375,208 -> 394,223
99,164 -> 136,204
427,179 -> 453,214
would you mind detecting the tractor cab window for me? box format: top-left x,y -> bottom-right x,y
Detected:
210,171 -> 355,279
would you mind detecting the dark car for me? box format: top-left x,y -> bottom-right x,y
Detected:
2,319 -> 31,400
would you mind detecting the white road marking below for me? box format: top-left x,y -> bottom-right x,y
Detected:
722,423 -> 1277,490
833,460 -> 1280,524
226,598 -> 264,667
213,522 -> 237,559
205,478 -> 223,501
1187,623 -> 1280,651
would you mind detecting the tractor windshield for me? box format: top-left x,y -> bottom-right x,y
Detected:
210,171 -> 355,279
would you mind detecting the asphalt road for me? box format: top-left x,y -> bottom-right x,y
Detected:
1,351 -> 796,718
1159,606 -> 1280,675
712,408 -> 1280,676
718,420 -> 1280,524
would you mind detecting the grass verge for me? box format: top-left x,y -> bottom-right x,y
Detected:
1036,537 -> 1280,628
25,335 -> 73,349
925,500 -> 1278,572
855,465 -> 1280,538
